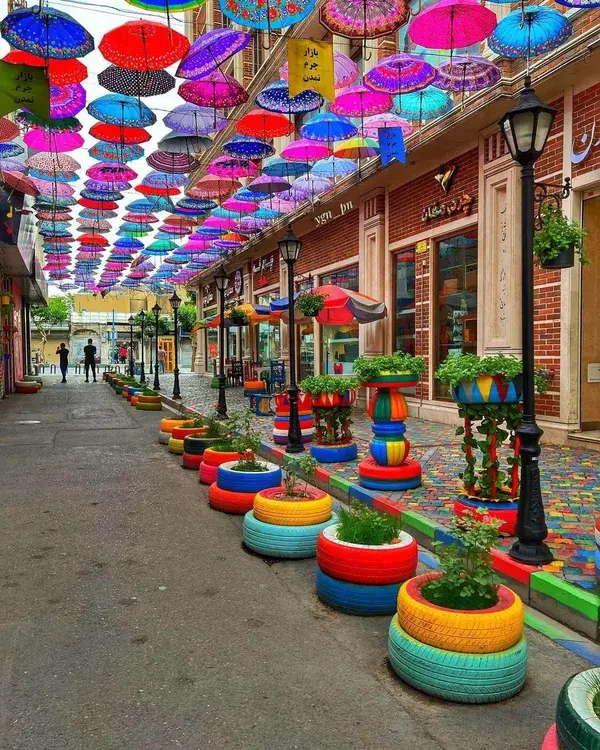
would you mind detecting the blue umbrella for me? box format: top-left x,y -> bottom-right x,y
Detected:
394,87 -> 453,123
301,112 -> 358,143
80,189 -> 124,202
252,207 -> 281,220
222,134 -> 275,159
38,221 -> 71,233
176,197 -> 217,213
89,141 -> 144,163
30,168 -> 79,184
87,94 -> 156,127
262,157 -> 307,179
219,0 -> 315,30
126,196 -> 175,213
0,142 -> 24,159
0,6 -> 94,59
142,171 -> 187,189
311,156 -> 358,181
120,222 -> 153,232
38,195 -> 77,207
194,226 -> 225,237
256,80 -> 323,115
114,238 -> 145,250
234,186 -> 271,203
488,6 -> 572,69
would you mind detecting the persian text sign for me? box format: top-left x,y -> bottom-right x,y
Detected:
379,127 -> 406,167
0,61 -> 50,120
422,194 -> 474,222
287,39 -> 334,103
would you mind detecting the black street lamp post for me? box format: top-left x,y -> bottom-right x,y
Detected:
152,302 -> 161,391
139,310 -> 146,383
170,291 -> 182,400
214,266 -> 229,419
278,226 -> 304,454
499,78 -> 557,565
148,330 -> 154,375
128,315 -> 134,378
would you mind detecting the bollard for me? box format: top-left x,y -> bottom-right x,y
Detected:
49,364 -> 56,374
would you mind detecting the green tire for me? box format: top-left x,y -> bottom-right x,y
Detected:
136,402 -> 162,411
388,616 -> 528,704
556,669 -> 600,750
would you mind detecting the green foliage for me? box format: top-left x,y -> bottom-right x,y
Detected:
534,204 -> 588,265
282,454 -> 318,498
436,353 -> 523,387
136,311 -> 171,336
300,374 -> 358,396
31,295 -> 72,344
181,416 -> 206,429
421,511 -> 501,610
204,415 -> 225,439
353,353 -> 426,384
314,405 -> 353,445
231,458 -> 269,472
297,291 -> 327,317
336,501 -> 403,545
142,389 -> 158,396
178,303 -> 197,332
228,408 -> 263,455
583,671 -> 600,720
228,306 -> 249,326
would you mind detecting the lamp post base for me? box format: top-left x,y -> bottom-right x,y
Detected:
172,367 -> 181,400
216,374 -> 227,419
140,365 -> 146,384
509,539 -> 553,565
285,442 -> 305,454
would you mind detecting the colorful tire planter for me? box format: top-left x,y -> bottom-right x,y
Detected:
159,417 -> 187,445
199,446 -> 242,484
136,391 -> 162,411
595,519 -> 600,581
15,380 -> 38,394
299,377 -> 358,463
209,460 -> 282,514
273,393 -> 313,446
555,668 -> 600,749
168,425 -> 207,455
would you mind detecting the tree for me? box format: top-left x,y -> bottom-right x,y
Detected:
31,296 -> 72,347
134,311 -> 171,339
178,303 -> 197,332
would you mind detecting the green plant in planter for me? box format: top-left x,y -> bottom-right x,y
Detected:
533,204 -> 588,266
337,501 -> 403,545
282,454 -> 318,499
436,353 -> 523,387
228,306 -> 249,326
297,291 -> 327,317
353,352 -> 426,384
181,416 -> 206,429
227,408 -> 266,469
300,374 -> 358,396
422,510 -> 502,610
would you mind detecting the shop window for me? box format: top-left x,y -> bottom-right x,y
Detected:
257,293 -> 280,365
320,265 -> 359,374
394,247 -> 416,355
435,230 -> 478,398
205,326 -> 218,373
320,266 -> 359,291
228,328 -> 238,361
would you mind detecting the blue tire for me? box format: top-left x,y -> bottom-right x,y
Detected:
388,616 -> 528,704
316,568 -> 400,615
595,549 -> 600,580
310,443 -> 357,463
217,460 -> 282,493
359,476 -> 421,490
243,511 -> 336,559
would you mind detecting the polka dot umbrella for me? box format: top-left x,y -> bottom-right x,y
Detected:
179,71 -> 248,109
97,67 -> 175,98
222,135 -> 275,160
256,80 -> 323,115
0,117 -> 19,142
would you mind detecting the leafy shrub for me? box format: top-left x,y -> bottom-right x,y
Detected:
534,204 -> 588,266
336,501 -> 403,545
228,306 -> 249,326
300,374 -> 358,396
297,291 -> 327,317
282,454 -> 318,499
436,353 -> 522,387
353,353 -> 426,384
181,416 -> 206,429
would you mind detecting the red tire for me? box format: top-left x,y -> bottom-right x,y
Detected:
15,382 -> 37,394
454,497 -> 518,536
317,524 -> 418,584
357,458 -> 421,480
182,452 -> 203,469
199,462 -> 218,485
171,426 -> 207,440
203,448 -> 242,467
208,482 -> 256,514
542,724 -> 558,750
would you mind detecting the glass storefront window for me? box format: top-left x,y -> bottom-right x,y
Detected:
228,328 -> 238,360
257,294 -> 280,365
435,230 -> 478,398
205,327 -> 218,374
320,266 -> 359,291
395,248 -> 416,355
319,266 -> 360,375
299,321 -> 314,380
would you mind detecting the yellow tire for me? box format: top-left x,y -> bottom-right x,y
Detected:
253,487 -> 332,526
168,437 -> 184,455
160,418 -> 187,433
138,395 -> 161,404
398,574 -> 524,654
136,402 -> 162,411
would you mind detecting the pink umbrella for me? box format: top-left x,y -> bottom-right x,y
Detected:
49,83 -> 87,118
87,163 -> 138,181
208,156 -> 259,179
188,175 -> 240,199
31,179 -> 75,197
24,130 -> 84,153
178,71 -> 248,109
329,84 -> 393,117
182,240 -> 215,251
281,139 -> 332,163
26,153 -> 81,171
259,198 -> 297,213
203,216 -> 238,231
240,216 -> 270,232
222,198 -> 259,212
408,0 -> 497,50
281,50 -> 359,90
360,113 -> 414,139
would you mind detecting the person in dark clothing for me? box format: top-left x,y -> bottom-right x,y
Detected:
83,338 -> 97,383
56,343 -> 69,383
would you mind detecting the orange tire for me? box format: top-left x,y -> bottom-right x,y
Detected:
208,482 -> 256,514
171,426 -> 207,441
138,394 -> 161,404
131,396 -> 139,406
159,418 -> 187,434
202,448 -> 242,467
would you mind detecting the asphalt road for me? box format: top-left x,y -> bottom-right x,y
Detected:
0,376 -> 592,750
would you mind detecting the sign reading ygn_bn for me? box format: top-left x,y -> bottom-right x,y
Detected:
287,39 -> 335,103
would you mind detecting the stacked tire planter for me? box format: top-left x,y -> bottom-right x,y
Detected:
158,418 -> 187,446
273,393 -> 313,445
554,668 -> 600,749
24,375 -> 43,388
199,446 -> 243,484
168,425 -> 206,455
315,523 -> 418,615
209,460 -> 282,514
388,572 -> 527,703
358,372 -> 421,491
136,392 -> 162,411
243,485 -> 335,559
15,380 -> 38,394
451,374 -> 523,535
595,519 -> 600,581
310,389 -> 357,463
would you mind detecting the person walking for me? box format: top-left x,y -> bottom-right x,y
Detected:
119,345 -> 127,364
83,338 -> 97,383
157,345 -> 166,374
56,343 -> 69,383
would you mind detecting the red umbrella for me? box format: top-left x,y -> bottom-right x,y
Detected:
236,109 -> 295,139
135,183 -> 180,196
163,213 -> 198,227
0,117 -> 19,143
89,123 -> 151,145
0,171 -> 39,197
98,20 -> 190,71
79,198 -> 119,210
313,284 -> 387,325
3,50 -> 88,85
77,234 -> 109,246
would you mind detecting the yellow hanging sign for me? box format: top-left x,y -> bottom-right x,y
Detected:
0,61 -> 50,120
287,39 -> 335,103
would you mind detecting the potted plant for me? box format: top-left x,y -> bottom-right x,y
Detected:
198,409 -> 253,483
389,511 -> 527,703
136,389 -> 162,411
534,204 -> 588,270
169,416 -> 207,455
297,291 -> 327,318
228,306 -> 249,326
353,352 -> 426,389
553,668 -> 600,748
0,292 -> 14,310
316,501 -> 418,615
300,375 -> 358,462
243,455 -> 336,559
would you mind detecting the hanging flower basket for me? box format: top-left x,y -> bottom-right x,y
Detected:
0,293 -> 14,310
297,291 -> 327,317
540,243 -> 575,270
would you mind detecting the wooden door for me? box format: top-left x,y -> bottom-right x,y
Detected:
581,195 -> 600,428
159,336 -> 174,372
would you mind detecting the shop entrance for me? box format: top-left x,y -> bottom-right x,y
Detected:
581,194 -> 600,429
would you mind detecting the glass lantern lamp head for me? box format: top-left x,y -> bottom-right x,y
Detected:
128,315 -> 134,325
499,80 -> 556,166
278,225 -> 302,264
214,264 -> 229,292
169,291 -> 181,310
152,302 -> 161,315
139,310 -> 146,321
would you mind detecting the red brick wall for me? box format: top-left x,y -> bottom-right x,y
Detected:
535,97 -> 564,180
252,250 -> 280,289
388,147 -> 479,244
295,209 -> 359,275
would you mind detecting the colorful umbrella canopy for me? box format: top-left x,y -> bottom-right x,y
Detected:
314,284 -> 387,324
176,27 -> 251,79
79,208 -> 117,219
81,188 -> 124,201
177,197 -> 217,212
142,171 -> 187,189
77,218 -> 112,231
288,175 -> 333,200
301,112 -> 357,142
256,80 -> 323,115
0,6 -> 94,59
234,186 -> 270,203
0,142 -> 24,159
98,20 -> 190,71
236,109 -> 294,139
157,132 -> 213,154
394,87 -> 453,121
89,123 -> 151,144
89,142 -> 144,162
85,178 -> 131,192
333,136 -> 379,159
179,71 -> 248,109
260,197 -> 297,213
163,103 -> 227,135
88,94 -> 156,127
360,113 -> 414,138
87,163 -> 137,181
16,111 -> 82,133
98,66 -> 175,97
31,178 -> 74,196
281,50 -> 359,90
24,129 -> 84,152
3,50 -> 88,84
281,139 -> 332,162
30,168 -> 78,182
435,55 -> 500,92
329,84 -> 393,117
189,176 -> 240,199
219,0 -> 316,30
0,117 -> 19,142
262,157 -> 307,179
47,83 -> 86,118
408,0 -> 497,50
222,134 -> 275,159
0,158 -> 26,173
554,0 -> 600,8
0,171 -> 39,197
147,151 -> 197,173
247,174 -> 290,195
311,156 -> 358,180
320,0 -> 409,38
222,198 -> 259,213
488,6 -> 572,62
27,152 -> 80,171
208,155 -> 259,178
363,53 -> 438,94
135,182 -> 179,196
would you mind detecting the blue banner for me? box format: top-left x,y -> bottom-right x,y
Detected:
379,127 -> 406,168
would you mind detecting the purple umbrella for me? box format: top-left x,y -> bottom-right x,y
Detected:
163,104 -> 227,136
329,84 -> 393,117
256,80 -> 323,115
434,55 -> 501,93
179,71 -> 248,109
363,53 -> 438,94
247,174 -> 290,195
288,175 -> 333,201
142,171 -> 188,188
176,28 -> 251,79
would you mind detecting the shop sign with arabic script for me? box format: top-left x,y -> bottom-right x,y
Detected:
422,194 -> 475,223
571,118 -> 600,165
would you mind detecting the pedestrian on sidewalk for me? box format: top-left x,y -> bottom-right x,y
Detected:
84,338 -> 97,383
56,343 -> 69,383
157,345 -> 166,374
119,345 -> 127,364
